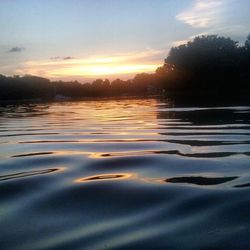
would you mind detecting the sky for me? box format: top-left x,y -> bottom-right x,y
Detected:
0,0 -> 250,82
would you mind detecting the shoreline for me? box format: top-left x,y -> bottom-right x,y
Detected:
1,92 -> 250,106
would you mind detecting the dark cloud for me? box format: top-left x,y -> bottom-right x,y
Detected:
50,56 -> 75,60
63,56 -> 75,60
8,47 -> 25,53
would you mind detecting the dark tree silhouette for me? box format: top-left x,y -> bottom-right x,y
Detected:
245,34 -> 250,51
159,34 -> 250,96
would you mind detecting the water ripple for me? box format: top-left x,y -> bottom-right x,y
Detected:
75,173 -> 132,183
0,99 -> 250,249
0,168 -> 60,181
165,176 -> 238,186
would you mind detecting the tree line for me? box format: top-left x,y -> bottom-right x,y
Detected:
1,33 -> 250,101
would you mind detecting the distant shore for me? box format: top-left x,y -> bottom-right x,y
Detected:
1,34 -> 250,104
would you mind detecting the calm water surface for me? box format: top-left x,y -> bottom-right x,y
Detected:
1,99 -> 250,250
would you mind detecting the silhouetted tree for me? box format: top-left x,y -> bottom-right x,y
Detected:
164,35 -> 244,93
245,34 -> 250,51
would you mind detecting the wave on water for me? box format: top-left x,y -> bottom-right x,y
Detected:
0,99 -> 250,249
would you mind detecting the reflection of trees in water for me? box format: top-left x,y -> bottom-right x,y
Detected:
156,105 -> 250,148
0,104 -> 50,118
157,105 -> 250,126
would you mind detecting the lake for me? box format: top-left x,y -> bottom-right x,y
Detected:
1,98 -> 250,250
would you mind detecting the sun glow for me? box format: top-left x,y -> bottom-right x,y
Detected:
52,64 -> 159,76
15,50 -> 162,80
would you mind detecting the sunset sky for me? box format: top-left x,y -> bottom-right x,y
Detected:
0,0 -> 250,82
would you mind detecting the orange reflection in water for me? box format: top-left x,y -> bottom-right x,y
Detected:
90,150 -> 154,158
74,173 -> 133,183
48,98 -> 158,122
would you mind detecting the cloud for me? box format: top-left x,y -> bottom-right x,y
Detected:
172,32 -> 208,47
176,0 -> 223,28
63,56 -> 75,60
171,39 -> 190,47
8,47 -> 25,53
50,56 -> 75,60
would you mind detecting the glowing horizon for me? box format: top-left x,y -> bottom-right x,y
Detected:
13,50 -> 163,81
